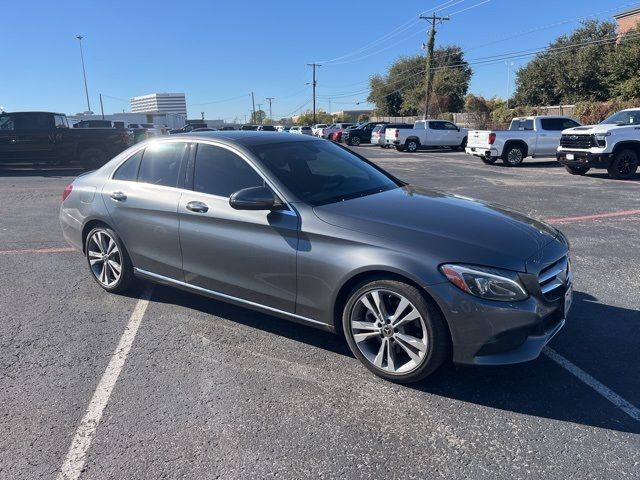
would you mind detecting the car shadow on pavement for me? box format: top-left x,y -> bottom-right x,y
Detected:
492,160 -> 563,169
0,167 -> 85,178
137,284 -> 640,434
412,290 -> 640,434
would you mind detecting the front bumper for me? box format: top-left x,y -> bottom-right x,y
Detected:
429,274 -> 570,365
465,146 -> 499,158
556,150 -> 612,168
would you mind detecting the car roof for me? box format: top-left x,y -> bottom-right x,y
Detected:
179,130 -> 324,146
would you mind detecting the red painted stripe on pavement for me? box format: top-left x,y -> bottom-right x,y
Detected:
545,209 -> 640,225
0,247 -> 75,255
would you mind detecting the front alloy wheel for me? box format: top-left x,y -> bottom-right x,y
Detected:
85,227 -> 135,293
343,280 -> 449,383
350,136 -> 361,146
608,149 -> 639,180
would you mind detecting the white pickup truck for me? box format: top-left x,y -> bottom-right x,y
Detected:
465,116 -> 581,166
556,108 -> 640,180
390,119 -> 468,152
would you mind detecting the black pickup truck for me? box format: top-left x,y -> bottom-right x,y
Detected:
0,111 -> 132,168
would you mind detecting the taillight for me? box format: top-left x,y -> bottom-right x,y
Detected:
488,133 -> 496,145
62,184 -> 73,202
395,129 -> 399,139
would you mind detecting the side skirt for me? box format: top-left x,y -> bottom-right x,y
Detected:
133,267 -> 335,333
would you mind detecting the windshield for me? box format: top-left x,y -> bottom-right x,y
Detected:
249,140 -> 401,206
601,110 -> 640,125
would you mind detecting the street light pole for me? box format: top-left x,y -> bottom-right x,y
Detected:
76,35 -> 91,113
266,97 -> 274,122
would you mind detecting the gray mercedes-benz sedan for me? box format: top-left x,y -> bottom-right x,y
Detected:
60,131 -> 572,383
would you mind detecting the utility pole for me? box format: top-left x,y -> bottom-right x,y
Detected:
76,35 -> 92,113
250,92 -> 256,124
266,97 -> 274,122
307,63 -> 321,124
257,103 -> 262,124
419,14 -> 449,119
99,93 -> 104,120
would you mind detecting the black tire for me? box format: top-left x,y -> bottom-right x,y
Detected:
80,147 -> 108,170
503,145 -> 525,166
607,149 -> 639,180
481,156 -> 498,164
85,226 -> 135,293
405,139 -> 420,153
350,136 -> 361,146
395,146 -> 405,152
565,165 -> 590,175
342,278 -> 450,383
455,137 -> 467,151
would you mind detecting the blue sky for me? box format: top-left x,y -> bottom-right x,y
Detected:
0,0 -> 636,121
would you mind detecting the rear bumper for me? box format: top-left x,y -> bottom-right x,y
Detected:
556,150 -> 612,168
429,279 -> 569,366
465,146 -> 499,158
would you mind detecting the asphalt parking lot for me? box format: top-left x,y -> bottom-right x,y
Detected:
1,146 -> 639,479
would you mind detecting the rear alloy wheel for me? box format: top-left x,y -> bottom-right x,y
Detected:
405,139 -> 420,153
343,279 -> 449,383
565,165 -> 590,176
503,146 -> 525,166
607,149 -> 639,180
85,227 -> 135,293
350,136 -> 361,146
482,156 -> 497,164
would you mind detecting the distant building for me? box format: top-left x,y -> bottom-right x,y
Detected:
615,7 -> 640,40
130,93 -> 187,117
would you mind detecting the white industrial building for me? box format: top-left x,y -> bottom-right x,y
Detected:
130,93 -> 187,117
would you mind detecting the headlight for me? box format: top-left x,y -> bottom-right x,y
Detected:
594,132 -> 610,147
439,264 -> 528,302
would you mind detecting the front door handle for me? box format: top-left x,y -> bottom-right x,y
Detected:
110,191 -> 127,201
186,201 -> 209,213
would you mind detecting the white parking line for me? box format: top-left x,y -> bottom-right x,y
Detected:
544,347 -> 640,423
56,287 -> 153,480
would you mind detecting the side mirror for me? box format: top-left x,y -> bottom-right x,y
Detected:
229,186 -> 282,211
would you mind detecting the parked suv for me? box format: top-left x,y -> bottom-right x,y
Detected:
557,108 -> 640,179
342,121 -> 389,146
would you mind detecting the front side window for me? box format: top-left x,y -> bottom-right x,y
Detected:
137,142 -> 187,187
601,110 -> 640,125
193,144 -> 264,197
250,140 -> 400,206
113,150 -> 143,181
442,122 -> 458,130
0,114 -> 15,131
540,118 -> 580,130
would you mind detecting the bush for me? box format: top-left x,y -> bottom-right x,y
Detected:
573,99 -> 640,124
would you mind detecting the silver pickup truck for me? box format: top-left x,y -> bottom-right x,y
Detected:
465,116 -> 581,166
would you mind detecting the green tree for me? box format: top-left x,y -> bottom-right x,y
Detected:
606,24 -> 640,100
296,110 -> 333,125
367,46 -> 472,116
513,21 -> 617,106
250,109 -> 267,124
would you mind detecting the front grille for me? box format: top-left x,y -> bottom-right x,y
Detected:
560,134 -> 594,149
538,255 -> 570,300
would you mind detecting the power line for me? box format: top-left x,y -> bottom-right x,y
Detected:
446,0 -> 490,17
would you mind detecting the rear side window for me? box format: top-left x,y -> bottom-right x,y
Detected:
113,150 -> 143,181
510,119 -> 534,131
193,144 -> 264,197
540,118 -> 580,131
138,143 -> 188,187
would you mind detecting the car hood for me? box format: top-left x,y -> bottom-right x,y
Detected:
562,124 -> 634,135
313,186 -> 558,272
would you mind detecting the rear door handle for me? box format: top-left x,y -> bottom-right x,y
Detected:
186,201 -> 209,213
110,191 -> 127,201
